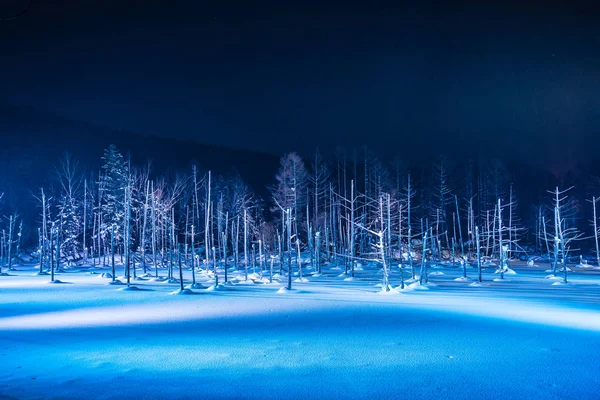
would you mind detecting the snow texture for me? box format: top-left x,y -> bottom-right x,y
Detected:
0,260 -> 599,399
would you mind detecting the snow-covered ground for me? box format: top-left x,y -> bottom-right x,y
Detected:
1,260 -> 599,399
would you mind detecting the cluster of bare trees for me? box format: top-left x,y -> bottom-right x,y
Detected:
0,193 -> 23,277
1,145 -> 598,288
31,146 -> 259,287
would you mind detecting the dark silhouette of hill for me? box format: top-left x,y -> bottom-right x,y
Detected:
0,103 -> 280,241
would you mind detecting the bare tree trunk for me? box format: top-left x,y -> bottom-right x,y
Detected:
406,175 -> 414,279
379,196 -> 390,291
191,224 -> 196,286
315,231 -> 321,275
259,238 -> 264,280
169,208 -> 175,280
37,228 -> 42,274
235,215 -> 240,270
92,211 -> 96,267
151,181 -> 158,278
419,231 -> 428,285
1,231 -> 4,274
83,179 -> 87,263
287,209 -> 293,290
455,195 -> 465,259
498,199 -> 505,280
251,243 -> 256,276
296,238 -> 302,280
398,203 -> 402,260
111,225 -> 116,283
178,244 -> 184,291
537,207 -> 542,253
476,226 -> 482,283
542,216 -> 550,260
508,184 -> 513,258
141,180 -> 149,274
213,246 -> 218,286
41,189 -> 47,273
594,198 -> 600,267
205,171 -> 211,270
486,209 -> 491,257
223,231 -> 228,283
7,215 -> 13,271
50,226 -> 55,282
244,209 -> 248,281
349,180 -> 356,277
386,193 -> 392,261
125,183 -> 131,287
278,232 -> 282,275
185,206 -> 189,267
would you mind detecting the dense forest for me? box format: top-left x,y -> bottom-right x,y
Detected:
1,141 -> 599,290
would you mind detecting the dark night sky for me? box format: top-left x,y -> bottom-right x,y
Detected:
1,1 -> 599,172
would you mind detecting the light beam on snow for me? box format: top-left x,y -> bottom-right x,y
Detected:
0,301 -> 315,330
0,291 -> 599,332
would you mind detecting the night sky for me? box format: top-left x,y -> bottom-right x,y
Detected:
1,1 -> 599,172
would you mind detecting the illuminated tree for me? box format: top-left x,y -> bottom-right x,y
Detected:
55,153 -> 82,261
543,187 -> 585,283
99,145 -> 128,252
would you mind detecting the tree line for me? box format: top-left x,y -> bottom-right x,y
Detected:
0,145 -> 597,289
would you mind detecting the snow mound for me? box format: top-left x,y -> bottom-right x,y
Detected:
202,285 -> 228,292
454,276 -> 471,282
294,278 -> 309,283
170,288 -> 195,295
495,268 -> 516,275
577,261 -> 597,269
377,287 -> 399,295
108,280 -> 125,285
186,283 -> 206,289
247,273 -> 261,280
429,271 -> 445,276
408,282 -> 436,290
118,286 -> 142,291
469,282 -> 484,287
